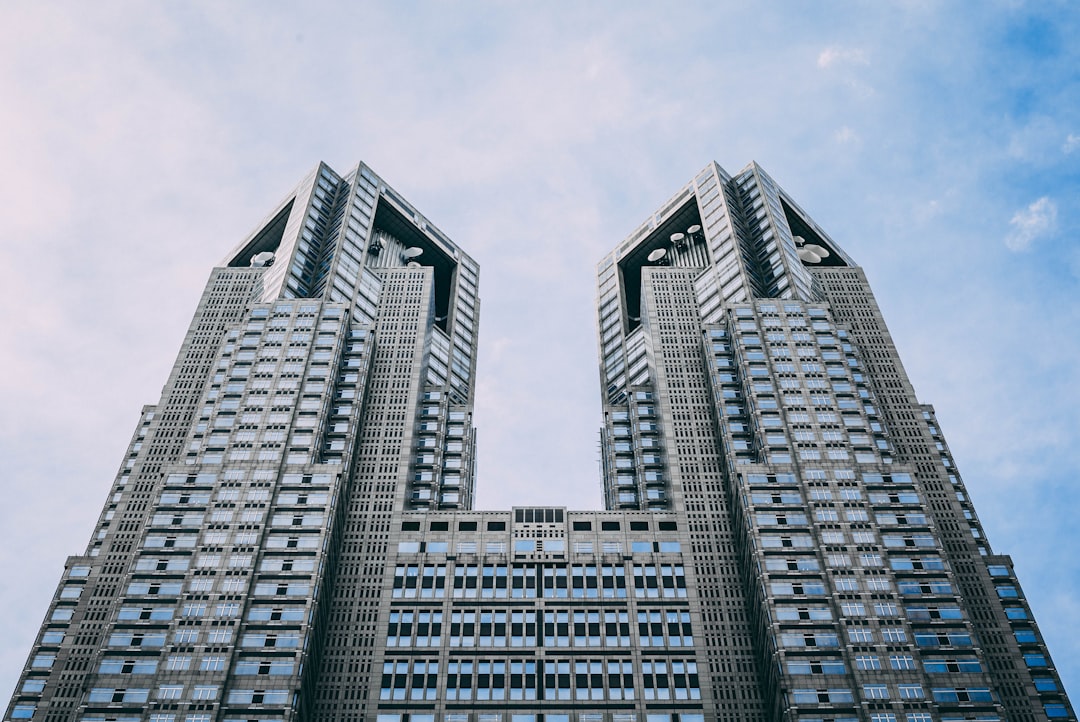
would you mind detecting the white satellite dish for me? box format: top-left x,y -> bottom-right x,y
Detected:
407,261 -> 421,268
804,243 -> 830,258
250,251 -> 275,267
403,247 -> 424,259
670,232 -> 686,248
797,248 -> 822,263
647,248 -> 668,263
793,235 -> 806,246
687,224 -> 701,235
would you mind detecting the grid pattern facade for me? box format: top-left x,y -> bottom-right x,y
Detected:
638,269 -> 765,722
314,268 -> 437,722
814,267 -> 1066,722
5,159 -> 1075,722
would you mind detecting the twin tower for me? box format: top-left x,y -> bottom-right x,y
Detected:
6,161 -> 1073,722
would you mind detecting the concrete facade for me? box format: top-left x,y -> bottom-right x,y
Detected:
5,160 -> 1073,722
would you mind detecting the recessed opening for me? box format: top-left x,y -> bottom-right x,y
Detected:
228,200 -> 294,267
618,199 -> 704,333
781,199 -> 846,267
371,199 -> 457,332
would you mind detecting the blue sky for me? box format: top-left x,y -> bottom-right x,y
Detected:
1,0 -> 1078,702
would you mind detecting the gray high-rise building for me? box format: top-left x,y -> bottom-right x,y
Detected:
5,160 -> 1073,722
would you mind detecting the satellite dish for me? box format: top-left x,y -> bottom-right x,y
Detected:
250,251 -> 275,267
798,248 -> 822,263
793,235 -> 806,246
670,232 -> 686,248
647,248 -> 668,263
804,243 -> 830,258
407,261 -> 421,268
403,247 -> 424,259
687,224 -> 701,235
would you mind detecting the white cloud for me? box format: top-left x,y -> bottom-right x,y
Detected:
1007,116 -> 1070,162
1064,133 -> 1080,154
1005,197 -> 1057,251
834,126 -> 861,145
817,46 -> 868,68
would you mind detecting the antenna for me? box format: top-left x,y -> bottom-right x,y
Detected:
403,246 -> 424,259
797,243 -> 830,264
670,232 -> 687,249
250,251 -> 275,267
647,248 -> 668,264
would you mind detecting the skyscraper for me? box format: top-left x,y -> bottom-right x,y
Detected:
5,160 -> 1073,722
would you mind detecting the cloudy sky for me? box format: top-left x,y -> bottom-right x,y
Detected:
2,0 -> 1078,702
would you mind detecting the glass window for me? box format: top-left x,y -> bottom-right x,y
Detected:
855,655 -> 880,670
